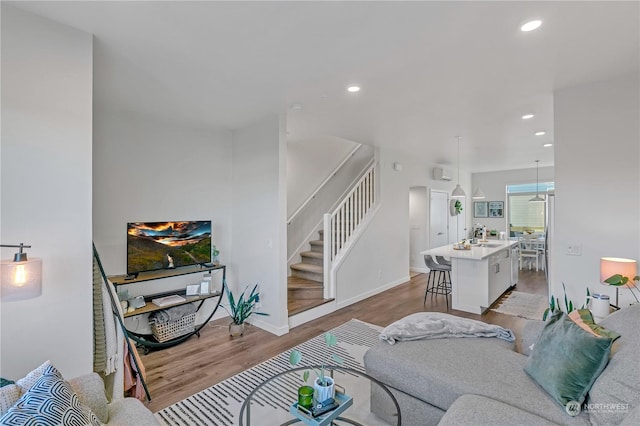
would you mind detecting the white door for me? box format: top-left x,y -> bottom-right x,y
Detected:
409,187 -> 429,271
430,190 -> 449,249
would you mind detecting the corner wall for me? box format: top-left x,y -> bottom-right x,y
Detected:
231,114 -> 288,334
1,5 -> 93,378
554,74 -> 640,307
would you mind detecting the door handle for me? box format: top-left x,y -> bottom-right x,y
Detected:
437,232 -> 444,235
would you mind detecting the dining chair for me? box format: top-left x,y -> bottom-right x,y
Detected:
536,239 -> 546,270
519,238 -> 539,271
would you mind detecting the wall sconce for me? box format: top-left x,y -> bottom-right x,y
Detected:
1,243 -> 42,302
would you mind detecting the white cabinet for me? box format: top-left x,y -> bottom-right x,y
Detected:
488,249 -> 511,303
423,241 -> 518,314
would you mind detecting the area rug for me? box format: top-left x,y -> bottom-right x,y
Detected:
155,319 -> 387,426
491,291 -> 548,320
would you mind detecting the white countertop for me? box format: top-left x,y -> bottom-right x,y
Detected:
421,240 -> 517,260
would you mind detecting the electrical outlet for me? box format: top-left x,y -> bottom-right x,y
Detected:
566,243 -> 582,256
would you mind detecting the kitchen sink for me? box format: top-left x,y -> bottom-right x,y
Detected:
478,243 -> 502,248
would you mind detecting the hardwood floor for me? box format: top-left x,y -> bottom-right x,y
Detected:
138,269 -> 548,413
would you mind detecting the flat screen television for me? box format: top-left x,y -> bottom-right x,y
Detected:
127,220 -> 212,275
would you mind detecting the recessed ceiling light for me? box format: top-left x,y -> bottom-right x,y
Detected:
535,130 -> 546,136
521,20 -> 542,32
522,113 -> 535,120
347,85 -> 361,93
543,143 -> 553,147
289,103 -> 303,111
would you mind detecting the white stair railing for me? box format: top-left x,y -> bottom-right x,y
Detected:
323,161 -> 378,294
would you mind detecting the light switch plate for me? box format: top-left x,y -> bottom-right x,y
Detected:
566,243 -> 582,256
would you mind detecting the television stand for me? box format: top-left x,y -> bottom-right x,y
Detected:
107,264 -> 226,352
109,263 -> 223,285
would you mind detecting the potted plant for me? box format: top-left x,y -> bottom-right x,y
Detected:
449,199 -> 463,216
222,282 -> 268,337
289,332 -> 343,403
543,282 -> 590,320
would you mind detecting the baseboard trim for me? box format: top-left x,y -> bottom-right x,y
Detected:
410,267 -> 429,274
248,317 -> 290,336
335,276 -> 410,310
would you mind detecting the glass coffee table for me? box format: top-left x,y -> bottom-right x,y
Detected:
238,366 -> 401,426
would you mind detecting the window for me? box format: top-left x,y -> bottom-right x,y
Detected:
507,182 -> 554,235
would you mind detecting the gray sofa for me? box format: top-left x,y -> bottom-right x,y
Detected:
364,303 -> 640,425
68,373 -> 158,425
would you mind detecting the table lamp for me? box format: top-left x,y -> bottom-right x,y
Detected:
1,243 -> 42,302
600,257 -> 638,308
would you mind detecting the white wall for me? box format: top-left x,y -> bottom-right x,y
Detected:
472,166 -> 554,234
92,106 -> 233,330
231,114 -> 288,334
1,6 -> 93,378
554,74 -> 639,307
287,137 -> 360,217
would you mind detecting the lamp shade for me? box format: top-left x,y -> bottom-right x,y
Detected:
1,257 -> 42,301
600,257 -> 637,287
472,187 -> 486,199
451,184 -> 466,198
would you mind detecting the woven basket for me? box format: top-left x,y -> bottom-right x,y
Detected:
150,312 -> 196,343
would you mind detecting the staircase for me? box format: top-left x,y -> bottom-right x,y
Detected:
287,160 -> 378,318
289,229 -> 324,292
288,229 -> 331,315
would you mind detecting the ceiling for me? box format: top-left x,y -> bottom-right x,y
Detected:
11,1 -> 639,173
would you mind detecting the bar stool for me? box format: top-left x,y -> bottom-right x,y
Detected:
424,255 -> 452,309
435,256 -> 452,267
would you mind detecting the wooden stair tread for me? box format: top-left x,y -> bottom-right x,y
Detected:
309,240 -> 323,245
288,298 -> 334,317
290,263 -> 323,273
300,251 -> 323,259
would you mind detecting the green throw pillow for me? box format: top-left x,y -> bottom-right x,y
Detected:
524,311 -> 616,415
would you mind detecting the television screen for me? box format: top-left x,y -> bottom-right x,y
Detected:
127,221 -> 212,274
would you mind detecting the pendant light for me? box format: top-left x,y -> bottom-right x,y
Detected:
530,160 -> 545,202
451,136 -> 466,198
472,187 -> 486,199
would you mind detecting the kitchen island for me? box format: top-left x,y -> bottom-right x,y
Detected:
421,240 -> 518,314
